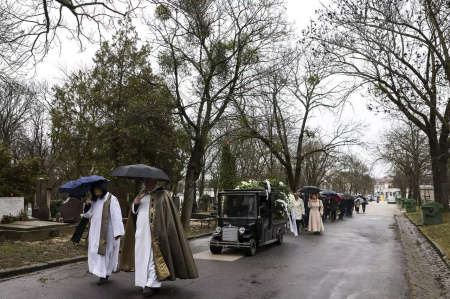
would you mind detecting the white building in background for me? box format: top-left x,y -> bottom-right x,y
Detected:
373,178 -> 435,201
417,185 -> 435,202
373,177 -> 400,200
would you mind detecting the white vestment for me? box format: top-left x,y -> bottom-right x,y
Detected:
84,192 -> 124,278
132,194 -> 162,288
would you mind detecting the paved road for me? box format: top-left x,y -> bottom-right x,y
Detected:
0,202 -> 408,299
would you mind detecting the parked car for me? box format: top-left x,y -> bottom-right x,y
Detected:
209,189 -> 287,256
387,196 -> 396,204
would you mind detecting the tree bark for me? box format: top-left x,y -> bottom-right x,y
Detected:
429,142 -> 450,211
180,138 -> 204,231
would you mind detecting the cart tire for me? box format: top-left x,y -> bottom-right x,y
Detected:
276,233 -> 283,245
245,239 -> 257,256
210,245 -> 223,254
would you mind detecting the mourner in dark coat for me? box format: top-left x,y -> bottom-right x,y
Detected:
301,193 -> 310,228
328,196 -> 339,222
339,196 -> 347,220
346,197 -> 354,217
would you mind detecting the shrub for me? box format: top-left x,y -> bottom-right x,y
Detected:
198,195 -> 212,212
50,199 -> 64,217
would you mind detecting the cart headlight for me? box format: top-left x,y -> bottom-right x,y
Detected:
239,227 -> 245,234
215,227 -> 222,233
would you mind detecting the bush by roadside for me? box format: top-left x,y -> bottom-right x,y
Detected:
406,210 -> 450,260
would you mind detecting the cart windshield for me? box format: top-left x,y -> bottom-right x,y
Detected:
220,194 -> 257,218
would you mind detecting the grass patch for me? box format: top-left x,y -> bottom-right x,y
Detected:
407,211 -> 423,225
0,236 -> 87,270
419,211 -> 450,259
0,222 -> 213,271
186,221 -> 215,238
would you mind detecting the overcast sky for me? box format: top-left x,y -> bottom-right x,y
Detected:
34,0 -> 391,177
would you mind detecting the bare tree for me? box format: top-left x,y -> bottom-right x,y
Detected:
0,0 -> 141,79
146,0 -> 291,230
329,153 -> 374,195
377,120 -> 431,204
0,80 -> 37,154
235,44 -> 361,192
300,139 -> 340,188
308,0 -> 450,210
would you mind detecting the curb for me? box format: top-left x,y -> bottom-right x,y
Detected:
0,256 -> 87,279
404,213 -> 450,269
187,232 -> 213,240
0,233 -> 212,280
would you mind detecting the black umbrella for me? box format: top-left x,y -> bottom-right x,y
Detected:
299,186 -> 321,194
110,164 -> 170,181
321,190 -> 337,196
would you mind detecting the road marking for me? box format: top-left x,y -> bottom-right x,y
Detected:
193,250 -> 244,261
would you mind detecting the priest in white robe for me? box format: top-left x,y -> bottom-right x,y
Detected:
121,177 -> 198,297
84,181 -> 124,285
131,178 -> 161,295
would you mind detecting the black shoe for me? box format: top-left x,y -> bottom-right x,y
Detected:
143,287 -> 160,296
143,287 -> 154,296
97,277 -> 108,285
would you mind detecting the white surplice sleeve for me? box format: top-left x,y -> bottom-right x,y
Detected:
110,195 -> 125,238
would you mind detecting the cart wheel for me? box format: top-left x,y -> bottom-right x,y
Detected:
276,233 -> 283,245
210,245 -> 222,254
245,239 -> 257,256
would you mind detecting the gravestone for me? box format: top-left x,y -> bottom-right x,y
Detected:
60,197 -> 83,223
0,197 -> 25,219
32,178 -> 50,221
109,187 -> 128,218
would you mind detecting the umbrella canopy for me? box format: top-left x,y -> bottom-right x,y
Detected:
59,175 -> 110,197
110,164 -> 170,182
335,194 -> 342,203
342,193 -> 352,198
299,186 -> 321,194
321,190 -> 337,196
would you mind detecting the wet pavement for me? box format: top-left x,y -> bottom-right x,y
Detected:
0,201 -> 444,299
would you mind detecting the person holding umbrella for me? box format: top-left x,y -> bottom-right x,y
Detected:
83,180 -> 124,285
361,196 -> 368,213
117,165 -> 198,297
308,192 -> 324,234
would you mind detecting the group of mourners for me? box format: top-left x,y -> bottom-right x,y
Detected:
292,191 -> 369,235
80,178 -> 198,297
78,178 -> 369,296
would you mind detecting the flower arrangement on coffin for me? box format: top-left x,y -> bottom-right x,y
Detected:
235,178 -> 294,218
235,179 -> 264,190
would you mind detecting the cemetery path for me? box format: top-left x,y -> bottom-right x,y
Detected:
0,203 -> 449,299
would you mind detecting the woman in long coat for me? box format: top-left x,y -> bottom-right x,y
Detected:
308,193 -> 324,234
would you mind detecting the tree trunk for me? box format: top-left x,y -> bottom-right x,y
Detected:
407,178 -> 414,200
412,175 -> 421,205
286,165 -> 296,193
180,139 -> 204,231
429,144 -> 450,211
